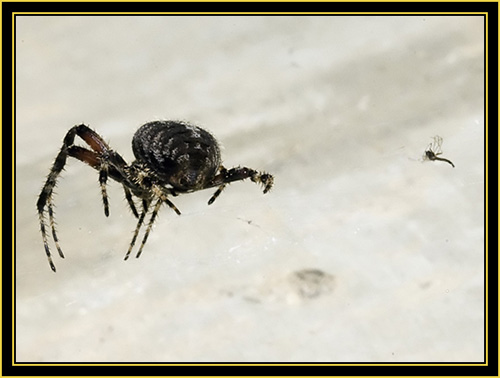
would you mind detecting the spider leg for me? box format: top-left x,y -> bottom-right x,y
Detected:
124,199 -> 150,261
164,197 -> 181,215
208,166 -> 227,205
151,184 -> 182,216
206,166 -> 274,205
68,146 -> 131,183
69,144 -> 138,219
135,198 -> 163,259
72,125 -> 113,217
67,145 -> 112,217
47,196 -> 64,259
208,184 -> 227,205
37,130 -> 84,271
68,125 -> 132,217
123,186 -> 139,218
37,125 -> 131,272
38,209 -> 57,272
125,186 -> 182,260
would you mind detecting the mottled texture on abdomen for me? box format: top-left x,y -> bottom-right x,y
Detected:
132,121 -> 221,191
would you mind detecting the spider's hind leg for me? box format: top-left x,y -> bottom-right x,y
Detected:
99,162 -> 110,217
36,127 -> 85,271
67,145 -> 112,218
68,126 -> 125,217
47,196 -> 64,259
37,205 -> 58,272
37,124 -> 130,272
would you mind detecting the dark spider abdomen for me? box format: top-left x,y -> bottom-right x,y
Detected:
132,121 -> 221,191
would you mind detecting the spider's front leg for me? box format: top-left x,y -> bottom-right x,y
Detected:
207,166 -> 274,205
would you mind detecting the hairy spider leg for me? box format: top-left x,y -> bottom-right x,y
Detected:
68,145 -> 137,211
99,162 -> 110,217
124,188 -> 181,260
46,195 -> 64,259
67,125 -> 130,217
37,127 -> 92,271
37,125 -> 130,272
208,166 -> 228,205
124,199 -> 150,261
68,146 -> 111,217
164,197 -> 182,216
44,146 -> 103,265
208,184 -> 227,205
37,213 -> 57,272
123,186 -> 139,218
207,166 -> 274,206
133,195 -> 181,259
37,194 -> 63,272
77,126 -> 113,217
134,198 -> 163,259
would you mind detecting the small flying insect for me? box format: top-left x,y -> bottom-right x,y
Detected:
423,135 -> 455,168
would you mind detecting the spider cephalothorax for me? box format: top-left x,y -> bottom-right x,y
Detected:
37,120 -> 274,272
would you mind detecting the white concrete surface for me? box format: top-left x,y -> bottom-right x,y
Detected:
16,15 -> 484,362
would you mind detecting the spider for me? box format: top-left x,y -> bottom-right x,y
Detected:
423,135 -> 455,168
36,120 -> 274,272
